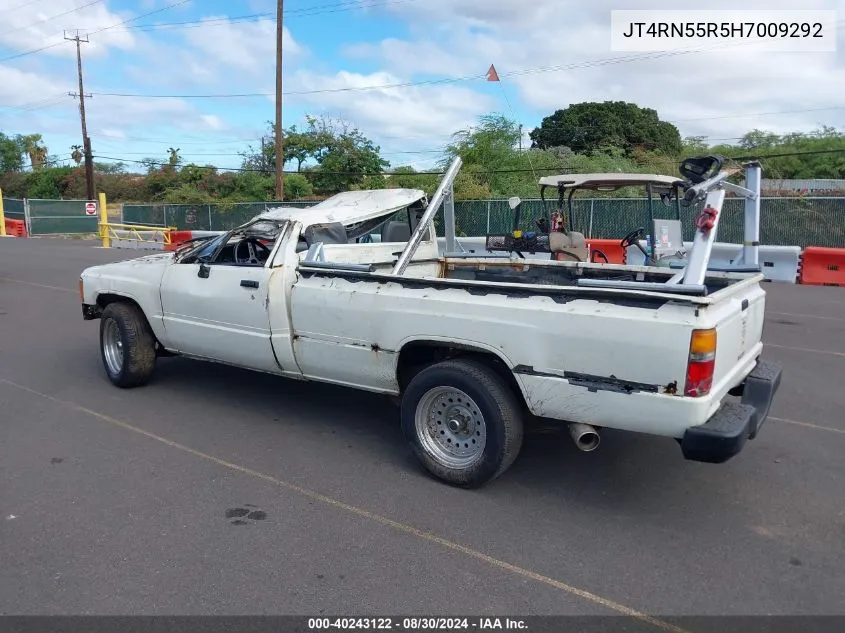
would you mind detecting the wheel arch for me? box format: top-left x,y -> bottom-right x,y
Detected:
95,293 -> 169,354
395,338 -> 528,411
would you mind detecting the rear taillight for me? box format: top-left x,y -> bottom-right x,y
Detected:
79,277 -> 84,302
684,328 -> 716,397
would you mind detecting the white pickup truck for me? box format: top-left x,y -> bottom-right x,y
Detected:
80,156 -> 782,488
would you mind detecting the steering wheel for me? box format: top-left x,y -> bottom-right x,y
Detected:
234,237 -> 272,265
620,227 -> 644,249
620,227 -> 652,264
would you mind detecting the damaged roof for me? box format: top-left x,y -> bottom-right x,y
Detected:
257,188 -> 427,228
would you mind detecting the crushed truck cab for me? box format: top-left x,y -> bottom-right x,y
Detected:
80,156 -> 783,488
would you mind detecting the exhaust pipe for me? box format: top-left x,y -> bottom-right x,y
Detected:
568,423 -> 600,452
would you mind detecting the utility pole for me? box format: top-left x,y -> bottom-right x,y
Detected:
65,31 -> 95,201
274,0 -> 285,200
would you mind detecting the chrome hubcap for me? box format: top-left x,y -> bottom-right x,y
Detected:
103,319 -> 124,375
414,386 -> 486,469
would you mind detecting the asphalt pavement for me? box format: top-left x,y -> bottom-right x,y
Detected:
1,237 -> 844,627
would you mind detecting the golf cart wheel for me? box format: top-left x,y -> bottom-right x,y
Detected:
99,302 -> 157,388
401,358 -> 524,488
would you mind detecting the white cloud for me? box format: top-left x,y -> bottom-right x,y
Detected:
99,127 -> 126,140
0,65 -> 73,108
181,18 -> 304,74
5,0 -> 845,173
200,114 -> 225,131
285,69 -> 496,165
369,0 -> 845,141
0,0 -> 138,59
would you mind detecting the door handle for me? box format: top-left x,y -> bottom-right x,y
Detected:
240,280 -> 259,288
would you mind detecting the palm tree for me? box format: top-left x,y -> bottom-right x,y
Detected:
21,134 -> 48,169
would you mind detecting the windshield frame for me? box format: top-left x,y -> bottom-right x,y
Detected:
175,218 -> 290,264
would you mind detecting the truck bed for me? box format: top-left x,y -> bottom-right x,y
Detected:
301,247 -> 755,304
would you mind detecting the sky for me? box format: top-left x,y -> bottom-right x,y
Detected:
1,0 -> 844,172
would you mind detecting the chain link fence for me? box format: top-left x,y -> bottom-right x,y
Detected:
452,197 -> 845,248
122,201 -> 315,232
120,196 -> 845,248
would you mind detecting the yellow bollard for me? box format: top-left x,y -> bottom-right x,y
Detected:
98,192 -> 110,248
0,187 -> 7,237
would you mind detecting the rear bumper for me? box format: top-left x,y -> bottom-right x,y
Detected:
680,358 -> 783,464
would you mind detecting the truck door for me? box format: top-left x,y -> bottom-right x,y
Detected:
159,228 -> 288,374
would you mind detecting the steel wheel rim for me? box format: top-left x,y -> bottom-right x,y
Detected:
414,386 -> 486,469
103,319 -> 124,375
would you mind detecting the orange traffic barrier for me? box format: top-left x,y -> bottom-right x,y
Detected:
3,218 -> 27,237
165,230 -> 194,251
586,238 -> 626,264
798,246 -> 845,286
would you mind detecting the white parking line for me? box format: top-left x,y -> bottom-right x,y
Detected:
0,376 -> 689,633
0,277 -> 76,293
766,344 -> 845,358
771,416 -> 845,436
768,311 -> 844,323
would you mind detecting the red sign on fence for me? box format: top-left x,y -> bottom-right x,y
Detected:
85,202 -> 97,216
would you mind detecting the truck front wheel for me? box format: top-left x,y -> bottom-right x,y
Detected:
400,358 -> 524,488
99,302 -> 157,388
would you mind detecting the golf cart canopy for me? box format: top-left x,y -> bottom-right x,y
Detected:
258,188 -> 427,229
538,173 -> 687,191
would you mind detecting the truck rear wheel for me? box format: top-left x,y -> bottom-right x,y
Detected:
99,302 -> 157,388
400,358 -> 524,488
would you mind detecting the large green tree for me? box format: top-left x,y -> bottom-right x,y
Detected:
241,115 -> 387,194
0,132 -> 26,172
442,114 -> 563,198
529,101 -> 682,156
710,126 -> 845,179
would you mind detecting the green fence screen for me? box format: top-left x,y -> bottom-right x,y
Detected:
28,199 -> 99,235
121,196 -> 845,248
2,197 -> 26,221
122,201 -> 314,232
450,197 -> 845,249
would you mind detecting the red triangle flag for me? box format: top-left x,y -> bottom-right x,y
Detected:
486,64 -> 500,81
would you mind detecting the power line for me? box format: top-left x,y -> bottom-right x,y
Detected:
673,106 -> 845,123
121,0 -> 414,32
92,148 -> 845,176
93,133 -> 262,145
80,20 -> 845,100
732,148 -> 845,161
0,0 -> 50,16
5,0 -> 103,36
0,0 -> 190,63
91,154 -> 568,175
0,93 -> 69,111
88,148 -> 445,157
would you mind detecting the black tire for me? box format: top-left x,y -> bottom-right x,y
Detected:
99,302 -> 157,388
400,358 -> 524,488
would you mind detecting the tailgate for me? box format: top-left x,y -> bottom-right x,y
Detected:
702,280 -> 767,391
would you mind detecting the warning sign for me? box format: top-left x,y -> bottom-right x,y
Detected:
85,202 -> 97,216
